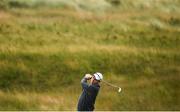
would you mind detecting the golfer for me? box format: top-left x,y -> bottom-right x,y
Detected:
77,72 -> 103,111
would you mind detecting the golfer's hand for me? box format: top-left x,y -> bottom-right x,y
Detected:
85,74 -> 92,80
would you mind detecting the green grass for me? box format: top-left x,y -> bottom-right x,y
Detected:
0,0 -> 180,110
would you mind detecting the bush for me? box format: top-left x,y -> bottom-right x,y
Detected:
106,0 -> 121,6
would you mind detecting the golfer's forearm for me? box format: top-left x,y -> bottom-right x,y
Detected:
81,77 -> 89,89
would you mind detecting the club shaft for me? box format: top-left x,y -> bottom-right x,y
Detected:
102,80 -> 119,88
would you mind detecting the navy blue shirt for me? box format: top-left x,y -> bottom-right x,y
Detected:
77,77 -> 100,111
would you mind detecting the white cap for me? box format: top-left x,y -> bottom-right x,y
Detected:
93,72 -> 103,81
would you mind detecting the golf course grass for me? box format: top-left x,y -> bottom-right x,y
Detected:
0,0 -> 180,110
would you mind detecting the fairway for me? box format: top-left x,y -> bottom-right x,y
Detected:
0,0 -> 180,110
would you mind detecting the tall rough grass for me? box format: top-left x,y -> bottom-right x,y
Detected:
1,0 -> 180,13
0,0 -> 180,110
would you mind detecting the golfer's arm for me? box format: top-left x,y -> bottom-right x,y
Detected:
81,77 -> 89,89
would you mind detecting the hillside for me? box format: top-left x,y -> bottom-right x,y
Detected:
0,0 -> 180,110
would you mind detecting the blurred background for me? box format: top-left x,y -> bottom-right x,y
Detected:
0,0 -> 180,110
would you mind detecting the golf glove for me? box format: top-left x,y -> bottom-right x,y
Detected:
85,74 -> 92,80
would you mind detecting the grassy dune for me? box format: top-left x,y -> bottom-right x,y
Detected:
0,0 -> 180,110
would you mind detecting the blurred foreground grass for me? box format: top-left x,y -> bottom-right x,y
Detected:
0,0 -> 180,110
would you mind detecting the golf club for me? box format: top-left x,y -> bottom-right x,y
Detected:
102,80 -> 122,93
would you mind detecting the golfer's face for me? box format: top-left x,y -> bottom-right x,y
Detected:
91,76 -> 99,84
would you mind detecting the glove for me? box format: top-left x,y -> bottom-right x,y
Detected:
85,74 -> 92,80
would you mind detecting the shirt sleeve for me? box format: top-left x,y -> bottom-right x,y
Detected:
81,77 -> 89,90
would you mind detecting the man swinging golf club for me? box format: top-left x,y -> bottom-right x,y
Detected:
77,72 -> 103,111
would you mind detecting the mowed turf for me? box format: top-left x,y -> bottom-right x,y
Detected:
0,1 -> 180,110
